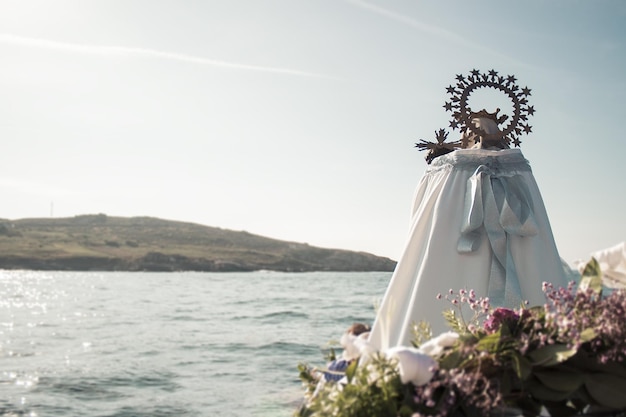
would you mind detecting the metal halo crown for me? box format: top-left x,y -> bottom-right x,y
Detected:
444,69 -> 535,147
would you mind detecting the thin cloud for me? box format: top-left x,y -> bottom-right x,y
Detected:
0,33 -> 337,80
343,0 -> 522,65
345,0 -> 455,38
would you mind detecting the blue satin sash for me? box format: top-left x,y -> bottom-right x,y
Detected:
457,157 -> 538,306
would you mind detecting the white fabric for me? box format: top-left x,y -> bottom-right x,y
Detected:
340,331 -> 371,360
418,331 -> 459,357
384,346 -> 436,386
369,148 -> 570,350
576,242 -> 626,289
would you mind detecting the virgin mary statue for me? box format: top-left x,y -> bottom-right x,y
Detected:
368,70 -> 575,350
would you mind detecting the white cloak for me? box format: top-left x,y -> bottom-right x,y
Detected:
369,148 -> 572,349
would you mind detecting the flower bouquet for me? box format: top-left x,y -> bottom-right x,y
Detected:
296,259 -> 626,417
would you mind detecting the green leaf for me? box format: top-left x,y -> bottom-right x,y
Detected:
533,367 -> 584,393
527,344 -> 577,366
345,359 -> 358,383
584,373 -> 626,408
297,363 -> 316,384
578,257 -> 603,295
568,352 -> 626,378
512,352 -> 532,380
527,377 -> 573,401
476,331 -> 502,353
439,349 -> 463,370
410,320 -> 432,347
442,309 -> 465,334
579,328 -> 596,343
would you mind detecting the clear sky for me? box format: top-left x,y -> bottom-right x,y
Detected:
1,0 -> 624,263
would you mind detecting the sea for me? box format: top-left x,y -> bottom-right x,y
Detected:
0,270 -> 391,417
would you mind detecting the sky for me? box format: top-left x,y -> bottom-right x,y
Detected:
0,0 -> 624,263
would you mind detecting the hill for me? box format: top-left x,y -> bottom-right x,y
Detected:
0,214 -> 396,272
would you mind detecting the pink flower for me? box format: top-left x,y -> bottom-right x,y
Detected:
483,307 -> 520,333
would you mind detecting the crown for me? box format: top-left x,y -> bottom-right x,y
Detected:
469,108 -> 508,125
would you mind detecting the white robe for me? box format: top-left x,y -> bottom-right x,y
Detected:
369,148 -> 571,349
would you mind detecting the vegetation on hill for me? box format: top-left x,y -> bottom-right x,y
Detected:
0,214 -> 396,272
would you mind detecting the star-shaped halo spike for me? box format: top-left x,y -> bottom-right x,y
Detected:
415,128 -> 463,164
434,129 -> 449,144
441,69 -> 535,148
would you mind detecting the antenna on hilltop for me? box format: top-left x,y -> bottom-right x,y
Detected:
50,201 -> 54,217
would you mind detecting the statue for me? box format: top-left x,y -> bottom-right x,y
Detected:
369,70 -> 574,350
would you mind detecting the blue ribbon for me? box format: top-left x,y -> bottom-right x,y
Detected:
457,159 -> 538,306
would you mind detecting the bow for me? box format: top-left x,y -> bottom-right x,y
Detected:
457,159 -> 538,306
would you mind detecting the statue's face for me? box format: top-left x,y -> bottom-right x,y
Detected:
470,117 -> 502,135
468,117 -> 508,149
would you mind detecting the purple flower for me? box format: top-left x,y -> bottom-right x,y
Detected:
483,307 -> 520,333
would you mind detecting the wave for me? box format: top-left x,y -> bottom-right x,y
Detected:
231,310 -> 309,324
205,340 -> 318,357
256,341 -> 319,356
36,370 -> 181,399
96,404 -> 194,417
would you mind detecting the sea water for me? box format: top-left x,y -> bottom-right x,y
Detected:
0,270 -> 390,416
